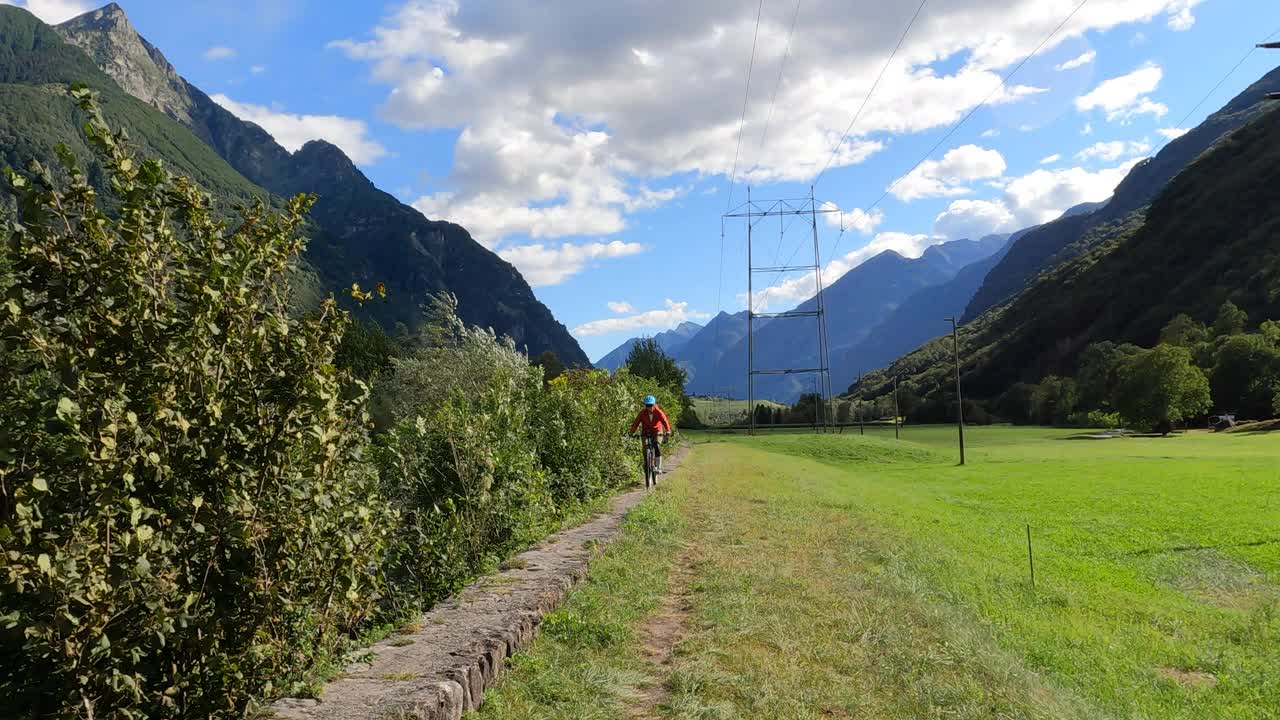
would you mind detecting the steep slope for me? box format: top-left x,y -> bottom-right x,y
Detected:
685,236 -> 1005,400
595,321 -> 702,371
964,66 -> 1280,321
678,311 -> 753,394
57,4 -> 589,366
855,102 -> 1280,404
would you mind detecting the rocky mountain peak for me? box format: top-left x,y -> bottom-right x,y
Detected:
56,3 -> 195,125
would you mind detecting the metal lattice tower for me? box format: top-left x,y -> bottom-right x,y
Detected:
723,187 -> 838,434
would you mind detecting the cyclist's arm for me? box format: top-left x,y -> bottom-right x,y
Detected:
657,407 -> 673,434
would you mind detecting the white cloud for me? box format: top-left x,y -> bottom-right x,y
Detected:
330,0 -> 1196,244
607,301 -> 634,314
1040,153 -> 1061,164
820,204 -> 884,234
250,65 -> 267,74
1166,0 -> 1203,30
1075,139 -> 1152,162
0,0 -> 90,23
1157,127 -> 1189,140
204,46 -> 237,61
890,145 -> 1006,201
933,158 -> 1141,239
498,240 -> 645,287
1054,50 -> 1096,71
574,299 -> 709,337
210,94 -> 388,165
981,128 -> 1001,138
1082,122 -> 1094,135
1075,63 -> 1168,123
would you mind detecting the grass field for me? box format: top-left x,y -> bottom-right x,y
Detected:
478,426 -> 1280,719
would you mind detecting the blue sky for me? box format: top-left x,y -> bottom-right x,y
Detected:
14,0 -> 1280,361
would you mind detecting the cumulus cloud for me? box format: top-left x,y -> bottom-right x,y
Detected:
211,94 -> 388,165
0,0 -> 90,23
1075,63 -> 1168,123
330,0 -> 1196,244
820,204 -> 884,234
1040,153 -> 1061,164
574,299 -> 709,337
498,240 -> 645,287
607,301 -> 634,314
1054,50 -> 1096,71
250,65 -> 267,74
933,159 -> 1142,239
1075,139 -> 1152,162
1157,127 -> 1189,140
890,145 -> 1006,201
1166,0 -> 1203,30
204,46 -> 237,61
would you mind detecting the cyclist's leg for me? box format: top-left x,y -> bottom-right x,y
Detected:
652,434 -> 663,473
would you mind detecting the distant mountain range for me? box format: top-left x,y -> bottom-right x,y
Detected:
595,321 -> 703,371
0,3 -> 590,366
852,65 -> 1280,405
673,235 -> 1008,401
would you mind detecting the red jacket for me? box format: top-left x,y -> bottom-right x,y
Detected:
630,405 -> 672,435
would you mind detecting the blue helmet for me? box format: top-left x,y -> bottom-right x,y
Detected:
643,395 -> 657,406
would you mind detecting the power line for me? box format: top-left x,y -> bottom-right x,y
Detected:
725,0 -> 766,212
1170,26 -> 1280,132
825,0 -> 1091,264
813,0 -> 928,186
755,0 -> 1089,310
757,0 -> 803,156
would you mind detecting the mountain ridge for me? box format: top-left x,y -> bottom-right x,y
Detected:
54,3 -> 591,366
594,321 -> 703,371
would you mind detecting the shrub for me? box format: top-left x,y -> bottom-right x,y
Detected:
0,89 -> 391,717
1113,344 -> 1211,434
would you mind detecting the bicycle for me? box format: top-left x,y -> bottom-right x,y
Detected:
629,432 -> 667,489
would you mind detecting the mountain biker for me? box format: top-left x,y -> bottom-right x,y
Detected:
629,395 -> 672,473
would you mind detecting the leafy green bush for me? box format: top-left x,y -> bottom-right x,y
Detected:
0,90 -> 391,717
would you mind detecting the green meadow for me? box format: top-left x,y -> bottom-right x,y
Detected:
479,426 -> 1280,719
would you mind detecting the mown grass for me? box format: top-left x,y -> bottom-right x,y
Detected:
479,427 -> 1280,719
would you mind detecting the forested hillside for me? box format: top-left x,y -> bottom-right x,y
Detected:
852,101 -> 1280,423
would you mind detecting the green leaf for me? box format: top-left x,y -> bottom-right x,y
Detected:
56,397 -> 80,420
31,478 -> 48,492
36,554 -> 51,574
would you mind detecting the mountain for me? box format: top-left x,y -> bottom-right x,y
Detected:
594,321 -> 703,371
833,202 -> 1106,382
852,96 -> 1280,405
54,3 -> 589,366
682,236 -> 1006,400
963,66 -> 1280,322
676,311 -> 753,394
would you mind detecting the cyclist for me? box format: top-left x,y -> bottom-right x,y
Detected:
629,395 -> 672,473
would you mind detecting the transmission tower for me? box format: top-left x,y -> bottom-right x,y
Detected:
723,187 -> 837,434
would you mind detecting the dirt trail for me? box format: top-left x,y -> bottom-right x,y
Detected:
628,547 -> 697,718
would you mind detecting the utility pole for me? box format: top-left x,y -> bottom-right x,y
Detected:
946,317 -> 966,466
893,375 -> 900,440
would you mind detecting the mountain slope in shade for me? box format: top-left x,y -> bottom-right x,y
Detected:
594,321 -> 703,371
56,3 -> 590,367
963,66 -> 1280,322
682,236 -> 1006,400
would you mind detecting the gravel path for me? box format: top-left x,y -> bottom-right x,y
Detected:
270,443 -> 692,720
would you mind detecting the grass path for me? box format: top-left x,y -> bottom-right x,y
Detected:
477,428 -> 1280,719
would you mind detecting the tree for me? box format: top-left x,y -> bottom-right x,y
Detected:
1209,334 -> 1280,419
533,350 -> 567,383
624,337 -> 687,391
999,382 -> 1037,425
1159,313 -> 1209,347
1212,300 -> 1248,337
1113,344 -> 1211,434
1077,342 -> 1143,411
1030,376 -> 1078,425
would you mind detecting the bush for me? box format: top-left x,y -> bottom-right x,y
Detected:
0,90 -> 391,717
